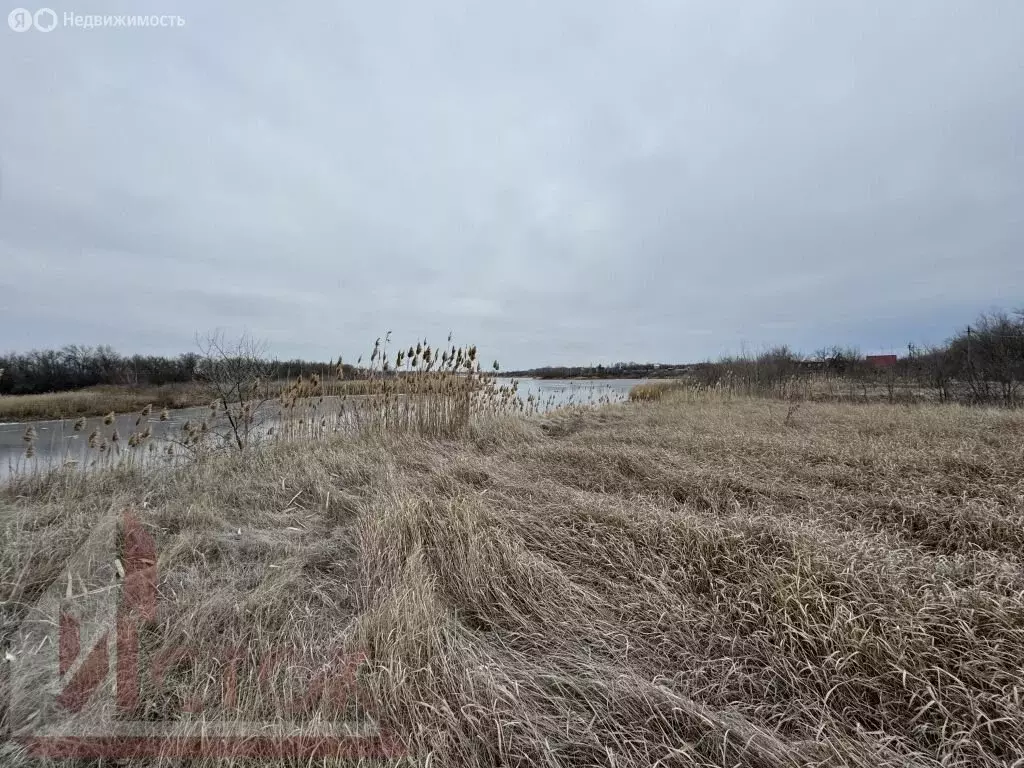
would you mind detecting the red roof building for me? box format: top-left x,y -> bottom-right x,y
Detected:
866,354 -> 898,368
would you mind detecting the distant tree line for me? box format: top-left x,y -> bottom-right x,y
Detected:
3,309 -> 1022,405
0,345 -> 356,396
689,309 -> 1024,406
907,310 -> 1024,406
508,309 -> 1024,407
504,362 -> 691,379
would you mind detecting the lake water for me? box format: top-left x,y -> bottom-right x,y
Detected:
0,378 -> 643,480
496,377 -> 638,408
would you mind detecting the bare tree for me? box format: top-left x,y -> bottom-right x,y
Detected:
908,343 -> 955,404
195,332 -> 275,451
948,311 -> 1024,406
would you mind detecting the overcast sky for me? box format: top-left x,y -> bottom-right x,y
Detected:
2,1 -> 1022,368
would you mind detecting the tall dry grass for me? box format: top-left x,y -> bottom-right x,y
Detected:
274,334 -> 522,441
2,389 -> 1023,766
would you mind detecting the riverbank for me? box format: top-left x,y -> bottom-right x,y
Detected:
0,382 -> 213,422
3,393 -> 1022,766
0,378 -> 481,423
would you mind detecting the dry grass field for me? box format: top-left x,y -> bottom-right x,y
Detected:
0,383 -> 213,422
2,391 -> 1023,766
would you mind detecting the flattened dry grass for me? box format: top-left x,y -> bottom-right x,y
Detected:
2,396 -> 1023,766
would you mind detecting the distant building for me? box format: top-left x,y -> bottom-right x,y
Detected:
866,354 -> 898,369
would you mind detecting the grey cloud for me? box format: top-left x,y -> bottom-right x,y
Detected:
1,0 -> 1022,368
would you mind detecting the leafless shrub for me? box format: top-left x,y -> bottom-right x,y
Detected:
194,331 -> 275,451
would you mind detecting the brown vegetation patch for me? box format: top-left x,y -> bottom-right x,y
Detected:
3,395 -> 1024,766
